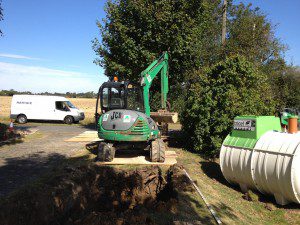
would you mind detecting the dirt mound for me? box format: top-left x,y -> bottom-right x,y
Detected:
0,164 -> 192,225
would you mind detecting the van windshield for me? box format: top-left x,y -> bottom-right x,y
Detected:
65,101 -> 76,109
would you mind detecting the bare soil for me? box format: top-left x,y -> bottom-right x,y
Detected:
0,164 -> 197,225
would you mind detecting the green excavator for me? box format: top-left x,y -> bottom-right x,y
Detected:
95,52 -> 177,162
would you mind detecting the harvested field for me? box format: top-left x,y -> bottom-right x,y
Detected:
69,98 -> 96,119
0,164 -> 214,225
0,96 -> 11,119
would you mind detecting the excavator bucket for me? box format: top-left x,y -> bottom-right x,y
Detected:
150,110 -> 178,124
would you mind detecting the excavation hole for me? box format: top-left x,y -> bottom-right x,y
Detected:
0,164 -> 193,225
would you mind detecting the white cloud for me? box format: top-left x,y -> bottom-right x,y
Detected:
0,53 -> 42,60
0,62 -> 104,93
0,62 -> 84,77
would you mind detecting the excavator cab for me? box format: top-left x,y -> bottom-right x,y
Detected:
95,81 -> 144,123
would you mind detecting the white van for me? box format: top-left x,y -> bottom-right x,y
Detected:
10,95 -> 85,124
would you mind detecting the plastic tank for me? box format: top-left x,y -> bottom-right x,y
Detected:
220,116 -> 281,193
219,116 -> 300,205
251,131 -> 300,205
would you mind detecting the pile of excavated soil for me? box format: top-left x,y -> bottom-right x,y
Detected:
0,164 -> 193,225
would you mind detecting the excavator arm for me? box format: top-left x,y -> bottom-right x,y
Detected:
140,52 -> 169,116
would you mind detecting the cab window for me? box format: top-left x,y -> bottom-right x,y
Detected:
110,88 -> 124,108
102,88 -> 109,108
56,101 -> 69,111
127,85 -> 144,112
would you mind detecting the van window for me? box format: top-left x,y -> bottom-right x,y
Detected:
56,101 -> 69,111
66,101 -> 76,108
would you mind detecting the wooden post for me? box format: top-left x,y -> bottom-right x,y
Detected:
222,0 -> 227,46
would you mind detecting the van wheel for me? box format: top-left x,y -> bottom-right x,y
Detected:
64,116 -> 74,124
17,114 -> 27,124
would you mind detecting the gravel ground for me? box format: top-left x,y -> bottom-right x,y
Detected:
0,123 -> 93,197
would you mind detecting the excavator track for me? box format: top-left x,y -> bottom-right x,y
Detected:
150,138 -> 166,162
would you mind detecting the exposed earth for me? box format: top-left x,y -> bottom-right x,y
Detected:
0,164 -> 214,225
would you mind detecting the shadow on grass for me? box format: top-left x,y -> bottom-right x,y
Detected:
0,153 -> 218,225
199,161 -> 231,188
0,153 -> 71,198
22,120 -> 66,125
256,190 -> 300,210
0,123 -> 37,147
167,130 -> 185,148
0,138 -> 24,147
200,161 -> 300,209
79,117 -> 97,130
210,202 -> 238,221
1,123 -> 47,147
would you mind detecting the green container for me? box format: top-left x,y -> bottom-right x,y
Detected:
223,116 -> 282,149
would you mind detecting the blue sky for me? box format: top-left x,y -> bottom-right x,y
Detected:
235,0 -> 300,66
0,0 -> 106,93
0,0 -> 299,93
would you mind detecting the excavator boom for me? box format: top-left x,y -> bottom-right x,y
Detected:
140,52 -> 169,116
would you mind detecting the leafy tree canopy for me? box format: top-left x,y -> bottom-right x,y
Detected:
94,1 -> 286,85
225,3 -> 286,65
181,56 -> 275,157
263,59 -> 300,109
93,0 -> 221,86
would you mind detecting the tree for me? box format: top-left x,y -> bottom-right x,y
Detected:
93,1 -> 287,114
93,0 -> 221,86
225,3 -> 286,65
221,0 -> 227,46
181,56 -> 275,157
264,59 -> 300,110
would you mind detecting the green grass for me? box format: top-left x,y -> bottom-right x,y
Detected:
0,116 -> 11,123
173,148 -> 300,225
